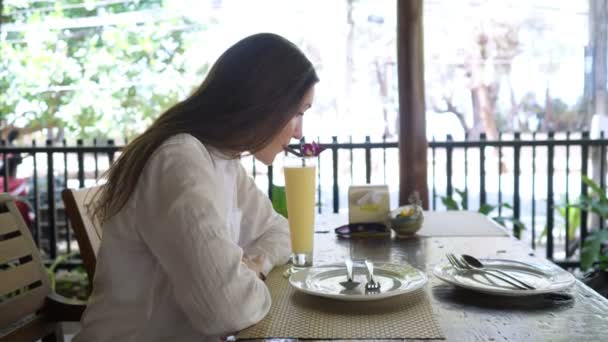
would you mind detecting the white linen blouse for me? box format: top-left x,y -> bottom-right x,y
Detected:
73,133 -> 291,342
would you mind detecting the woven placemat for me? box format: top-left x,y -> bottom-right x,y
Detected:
237,266 -> 445,340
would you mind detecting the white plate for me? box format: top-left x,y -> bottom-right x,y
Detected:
289,263 -> 427,301
433,258 -> 576,296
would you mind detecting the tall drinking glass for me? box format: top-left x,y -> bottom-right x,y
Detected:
283,156 -> 317,269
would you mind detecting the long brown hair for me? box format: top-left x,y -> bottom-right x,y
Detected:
93,33 -> 319,223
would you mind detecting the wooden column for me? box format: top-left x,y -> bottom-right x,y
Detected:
397,0 -> 428,208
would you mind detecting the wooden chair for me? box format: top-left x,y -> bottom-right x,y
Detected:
61,186 -> 102,283
0,193 -> 85,342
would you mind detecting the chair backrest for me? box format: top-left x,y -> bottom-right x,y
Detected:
61,186 -> 102,282
0,193 -> 55,340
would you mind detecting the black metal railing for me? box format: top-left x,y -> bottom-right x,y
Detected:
0,139 -> 117,261
426,132 -> 608,268
2,132 -> 607,269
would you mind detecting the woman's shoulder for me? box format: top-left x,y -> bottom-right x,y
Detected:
152,133 -> 212,161
160,133 -> 206,151
148,134 -> 242,177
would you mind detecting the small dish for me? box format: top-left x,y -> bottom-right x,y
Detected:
389,205 -> 424,237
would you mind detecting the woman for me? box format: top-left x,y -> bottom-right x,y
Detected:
74,33 -> 318,342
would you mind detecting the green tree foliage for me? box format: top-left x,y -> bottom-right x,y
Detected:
1,0 -> 210,140
575,176 -> 608,271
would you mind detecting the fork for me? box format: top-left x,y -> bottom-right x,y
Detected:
364,260 -> 381,293
446,253 -> 529,290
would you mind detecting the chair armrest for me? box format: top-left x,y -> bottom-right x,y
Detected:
43,292 -> 87,322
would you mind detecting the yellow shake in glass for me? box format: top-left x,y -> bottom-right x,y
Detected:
284,157 -> 316,267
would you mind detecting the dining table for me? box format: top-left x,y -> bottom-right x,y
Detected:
238,211 -> 608,341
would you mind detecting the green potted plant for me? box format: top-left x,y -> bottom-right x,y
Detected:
574,176 -> 608,298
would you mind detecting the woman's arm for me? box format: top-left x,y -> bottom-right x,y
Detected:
134,139 -> 270,336
236,163 -> 291,276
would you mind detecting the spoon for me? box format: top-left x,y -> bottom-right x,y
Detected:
461,254 -> 536,290
339,258 -> 360,290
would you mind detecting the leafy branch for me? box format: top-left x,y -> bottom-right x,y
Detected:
574,176 -> 608,271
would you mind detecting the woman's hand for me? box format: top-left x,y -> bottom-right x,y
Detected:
242,255 -> 266,279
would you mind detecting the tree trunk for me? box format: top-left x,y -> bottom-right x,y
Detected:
344,0 -> 355,123
470,33 -> 499,141
474,84 -> 499,141
469,90 -> 484,139
508,77 -> 519,130
374,59 -> 392,138
543,87 -> 553,131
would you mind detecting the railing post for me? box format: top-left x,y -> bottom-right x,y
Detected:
498,132 -> 503,215
107,139 -> 115,164
62,139 -> 70,255
317,136 -> 322,214
479,133 -> 487,207
365,136 -> 371,184
382,135 -> 387,183
531,132 -> 537,250
1,140 -> 7,192
332,136 -> 339,213
431,137 -> 436,210
267,165 -> 273,200
446,134 -> 453,197
581,131 -> 590,245
46,139 -> 57,259
546,132 -> 555,260
77,139 -> 85,188
513,132 -> 521,239
464,132 -> 469,202
601,131 -> 606,230
32,140 -> 40,246
566,132 -> 572,257
93,138 -> 99,179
